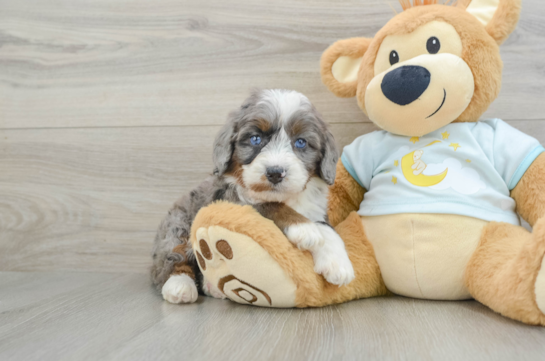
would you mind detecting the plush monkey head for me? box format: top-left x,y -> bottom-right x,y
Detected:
321,0 -> 521,137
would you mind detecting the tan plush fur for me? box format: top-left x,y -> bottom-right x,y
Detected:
465,218 -> 545,325
457,0 -> 521,44
191,202 -> 388,307
485,0 -> 521,44
321,0 -> 522,123
355,5 -> 502,125
455,0 -> 472,8
320,3 -> 516,127
511,153 -> 545,227
318,0 -> 545,326
312,211 -> 390,306
320,37 -> 372,98
327,160 -> 366,227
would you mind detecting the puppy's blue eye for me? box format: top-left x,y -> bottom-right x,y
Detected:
250,136 -> 261,146
294,138 -> 307,149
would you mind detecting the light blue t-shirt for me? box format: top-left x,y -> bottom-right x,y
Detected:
341,119 -> 544,225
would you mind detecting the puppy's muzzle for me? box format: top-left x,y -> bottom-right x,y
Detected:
266,166 -> 286,185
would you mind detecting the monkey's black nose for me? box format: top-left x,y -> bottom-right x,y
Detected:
266,167 -> 286,185
381,65 -> 431,106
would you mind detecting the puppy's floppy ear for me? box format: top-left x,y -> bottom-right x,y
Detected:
320,128 -> 339,185
458,0 -> 521,44
320,37 -> 373,98
212,115 -> 237,176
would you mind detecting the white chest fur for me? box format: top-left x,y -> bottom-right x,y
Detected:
285,177 -> 329,223
235,177 -> 330,223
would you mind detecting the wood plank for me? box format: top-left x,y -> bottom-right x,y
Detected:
0,272 -> 162,361
0,120 -> 542,272
0,271 -> 113,314
0,0 -> 543,129
1,271 -> 545,361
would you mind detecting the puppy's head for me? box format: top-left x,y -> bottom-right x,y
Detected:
213,89 -> 337,202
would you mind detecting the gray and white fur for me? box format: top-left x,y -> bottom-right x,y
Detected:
151,89 -> 355,304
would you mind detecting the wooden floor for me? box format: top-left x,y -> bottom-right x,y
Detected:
1,0 -> 545,359
1,271 -> 545,361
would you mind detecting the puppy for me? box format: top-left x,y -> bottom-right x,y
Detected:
151,89 -> 355,304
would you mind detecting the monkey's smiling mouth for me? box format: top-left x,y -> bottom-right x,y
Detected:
426,89 -> 447,119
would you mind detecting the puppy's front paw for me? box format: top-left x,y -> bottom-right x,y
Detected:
285,223 -> 324,250
313,251 -> 355,286
162,274 -> 198,304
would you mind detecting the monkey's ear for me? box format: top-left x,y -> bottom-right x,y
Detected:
320,37 -> 373,98
458,0 -> 521,45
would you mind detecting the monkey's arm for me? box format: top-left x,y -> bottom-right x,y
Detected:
327,160 -> 366,227
511,153 -> 545,226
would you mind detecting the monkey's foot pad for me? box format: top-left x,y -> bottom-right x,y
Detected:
194,225 -> 297,307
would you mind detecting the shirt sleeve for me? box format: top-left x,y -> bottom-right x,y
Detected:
488,119 -> 544,190
340,132 -> 379,191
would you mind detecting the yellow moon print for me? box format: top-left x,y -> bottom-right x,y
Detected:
401,140 -> 448,187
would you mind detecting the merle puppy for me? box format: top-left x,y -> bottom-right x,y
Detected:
151,89 -> 355,304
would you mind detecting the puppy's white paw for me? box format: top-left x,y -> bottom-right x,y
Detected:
162,274 -> 198,304
313,253 -> 355,286
313,224 -> 355,286
285,223 -> 324,250
203,281 -> 226,299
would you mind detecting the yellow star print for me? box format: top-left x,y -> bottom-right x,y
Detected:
409,137 -> 419,144
449,143 -> 461,151
392,176 -> 397,184
442,131 -> 450,140
394,160 -> 399,166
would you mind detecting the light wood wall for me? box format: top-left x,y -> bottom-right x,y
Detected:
1,0 -> 544,273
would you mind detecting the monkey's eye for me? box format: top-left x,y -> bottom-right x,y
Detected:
426,37 -> 440,54
250,135 -> 262,146
389,50 -> 399,65
294,138 -> 307,149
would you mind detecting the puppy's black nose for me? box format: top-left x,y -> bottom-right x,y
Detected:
266,166 -> 285,185
381,65 -> 431,106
